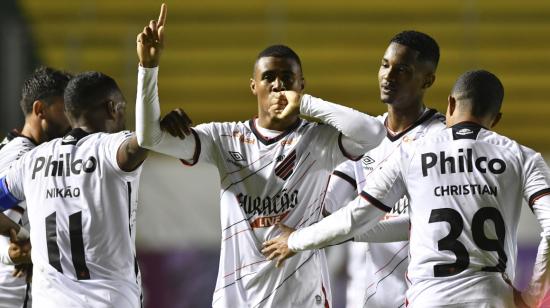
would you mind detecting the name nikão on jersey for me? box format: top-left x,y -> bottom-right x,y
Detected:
32,154 -> 98,179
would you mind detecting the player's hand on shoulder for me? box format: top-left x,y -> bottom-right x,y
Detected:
137,3 -> 167,68
160,108 -> 193,139
261,223 -> 297,268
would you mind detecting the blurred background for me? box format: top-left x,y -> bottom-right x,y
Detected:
1,0 -> 549,307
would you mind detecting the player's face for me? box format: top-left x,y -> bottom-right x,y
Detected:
42,96 -> 71,140
251,56 -> 304,125
378,42 -> 434,109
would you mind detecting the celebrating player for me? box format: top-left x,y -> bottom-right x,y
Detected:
135,4 -> 386,307
263,70 -> 550,307
0,66 -> 71,308
322,30 -> 445,308
0,71 -> 154,307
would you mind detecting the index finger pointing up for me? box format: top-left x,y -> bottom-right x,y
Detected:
158,3 -> 167,27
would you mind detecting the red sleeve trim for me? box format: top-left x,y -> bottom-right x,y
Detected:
338,133 -> 363,161
179,129 -> 201,167
360,191 -> 392,212
529,188 -> 550,208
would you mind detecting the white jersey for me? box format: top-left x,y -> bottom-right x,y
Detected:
186,118 -> 357,308
0,131 -> 34,308
325,109 -> 445,308
361,122 -> 550,307
4,128 -> 142,308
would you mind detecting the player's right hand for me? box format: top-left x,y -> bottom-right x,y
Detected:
8,229 -> 32,264
160,108 -> 193,139
137,3 -> 167,68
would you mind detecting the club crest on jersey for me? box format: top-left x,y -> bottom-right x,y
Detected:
274,150 -> 296,180
228,151 -> 246,161
32,154 -> 98,179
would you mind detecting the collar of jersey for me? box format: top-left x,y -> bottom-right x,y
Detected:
5,129 -> 37,146
249,118 -> 302,145
64,128 -> 91,142
385,108 -> 437,142
450,121 -> 488,130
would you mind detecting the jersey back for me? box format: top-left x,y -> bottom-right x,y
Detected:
5,129 -> 142,308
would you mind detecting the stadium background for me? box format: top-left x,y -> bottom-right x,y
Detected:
0,0 -> 549,307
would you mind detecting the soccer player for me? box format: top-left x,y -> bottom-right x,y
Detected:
322,31 -> 445,308
0,71 -> 153,308
135,4 -> 386,307
263,70 -> 550,307
0,66 -> 71,308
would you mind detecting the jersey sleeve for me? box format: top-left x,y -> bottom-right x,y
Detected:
102,131 -> 142,180
361,148 -> 408,210
179,123 -> 219,166
324,161 -> 359,214
523,150 -> 550,209
520,148 -> 550,306
2,157 -> 26,210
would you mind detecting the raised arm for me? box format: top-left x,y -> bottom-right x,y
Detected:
300,95 -> 386,159
135,3 -> 196,160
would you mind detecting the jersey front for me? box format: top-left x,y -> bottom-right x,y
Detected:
329,109 -> 445,308
4,128 -> 142,308
186,118 -> 355,308
362,122 -> 550,307
0,132 -> 34,308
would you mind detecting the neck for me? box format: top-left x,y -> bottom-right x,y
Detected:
19,120 -> 42,144
386,102 -> 426,133
257,115 -> 296,131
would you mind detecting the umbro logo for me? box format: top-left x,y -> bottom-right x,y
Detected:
228,151 -> 246,161
362,156 -> 375,166
62,135 -> 77,143
456,128 -> 473,136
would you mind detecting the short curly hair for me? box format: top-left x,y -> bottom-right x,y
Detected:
390,31 -> 440,68
20,66 -> 72,114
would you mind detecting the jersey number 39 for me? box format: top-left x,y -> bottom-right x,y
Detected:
429,207 -> 507,277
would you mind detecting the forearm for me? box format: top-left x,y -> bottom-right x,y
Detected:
300,95 -> 385,157
523,195 -> 550,307
0,210 -> 20,265
0,213 -> 20,237
288,193 -> 389,251
136,66 -> 196,159
354,215 -> 409,243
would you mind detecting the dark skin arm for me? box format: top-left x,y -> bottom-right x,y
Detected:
0,213 -> 20,237
117,136 -> 149,172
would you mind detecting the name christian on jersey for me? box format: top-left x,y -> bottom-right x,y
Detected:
421,147 -> 506,198
31,153 -> 98,199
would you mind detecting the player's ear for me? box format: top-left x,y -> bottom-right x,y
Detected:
447,95 -> 456,116
105,100 -> 117,119
422,73 -> 436,89
490,112 -> 502,128
250,78 -> 257,95
32,100 -> 46,119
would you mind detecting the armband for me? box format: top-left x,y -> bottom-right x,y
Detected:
0,178 -> 20,211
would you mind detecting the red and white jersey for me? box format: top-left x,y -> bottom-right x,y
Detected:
0,131 -> 34,308
324,109 -> 445,308
4,128 -> 142,308
361,122 -> 550,307
186,118 -> 357,307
